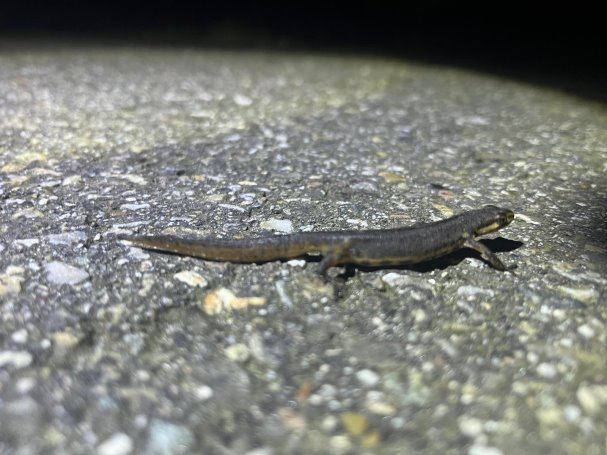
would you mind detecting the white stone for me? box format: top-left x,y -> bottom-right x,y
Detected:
0,350 -> 33,369
260,218 -> 294,233
16,377 -> 36,393
146,419 -> 194,454
245,448 -> 273,455
412,308 -> 428,324
459,416 -> 484,437
174,270 -> 208,288
287,259 -> 306,267
468,445 -> 504,455
194,385 -> 214,401
225,344 -> 250,363
577,384 -> 607,416
381,272 -> 406,287
97,433 -> 133,455
120,203 -> 150,211
558,286 -> 599,304
120,174 -> 147,185
47,231 -> 87,245
536,363 -> 558,379
11,329 -> 28,344
14,238 -> 39,247
62,175 -> 83,185
128,247 -> 150,260
457,286 -> 495,298
577,324 -> 595,339
563,405 -> 581,422
356,369 -> 380,387
45,261 -> 89,285
233,94 -> 253,106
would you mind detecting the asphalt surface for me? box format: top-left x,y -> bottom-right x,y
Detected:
0,45 -> 606,454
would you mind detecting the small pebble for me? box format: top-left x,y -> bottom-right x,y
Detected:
378,171 -> 405,183
557,286 -> 599,304
356,369 -> 380,387
146,419 -> 194,455
457,286 -> 495,298
40,180 -> 61,188
174,270 -> 208,288
52,331 -> 82,352
120,203 -> 150,211
536,407 -> 561,426
317,384 -> 337,399
577,384 -> 607,416
5,265 -> 24,275
45,261 -> 89,285
381,272 -> 405,286
225,344 -> 250,363
233,94 -> 253,106
459,115 -> 490,125
97,432 -> 133,455
351,182 -> 378,192
203,288 -> 266,315
193,385 -> 214,401
12,208 -> 44,219
120,174 -> 147,185
218,203 -> 245,212
62,175 -> 83,185
47,231 -> 87,245
412,308 -> 428,324
0,272 -> 25,296
563,405 -> 581,423
459,416 -> 484,438
245,448 -> 273,455
432,203 -> 454,217
340,412 -> 368,436
536,363 -> 558,379
128,247 -> 150,260
329,435 -> 352,454
365,400 -> 396,416
287,259 -> 306,267
14,238 -> 39,247
15,377 -> 36,394
515,214 -> 540,225
307,394 -> 323,406
275,280 -> 293,307
468,445 -> 504,455
11,329 -> 28,344
260,218 -> 294,233
577,324 -> 595,339
320,415 -> 339,432
0,350 -> 33,369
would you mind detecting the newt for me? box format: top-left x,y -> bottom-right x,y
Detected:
118,205 -> 515,274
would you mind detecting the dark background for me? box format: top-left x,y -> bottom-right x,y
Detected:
1,1 -> 605,103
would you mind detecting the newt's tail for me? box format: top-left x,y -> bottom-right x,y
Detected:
117,233 -> 318,263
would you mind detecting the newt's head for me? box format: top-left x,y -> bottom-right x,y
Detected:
474,205 -> 515,236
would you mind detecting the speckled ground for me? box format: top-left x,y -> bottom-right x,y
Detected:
0,45 -> 606,454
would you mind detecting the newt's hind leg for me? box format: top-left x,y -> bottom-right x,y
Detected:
318,242 -> 352,276
463,238 -> 514,272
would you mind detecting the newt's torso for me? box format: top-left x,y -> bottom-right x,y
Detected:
118,205 -> 515,273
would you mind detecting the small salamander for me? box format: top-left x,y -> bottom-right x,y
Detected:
118,205 -> 515,274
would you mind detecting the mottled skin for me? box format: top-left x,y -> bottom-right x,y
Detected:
118,205 -> 515,273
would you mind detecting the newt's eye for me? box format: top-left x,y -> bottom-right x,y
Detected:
500,210 -> 514,225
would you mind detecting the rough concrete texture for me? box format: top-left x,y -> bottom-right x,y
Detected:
0,46 -> 606,454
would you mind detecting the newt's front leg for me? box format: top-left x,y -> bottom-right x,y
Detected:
463,238 -> 515,271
